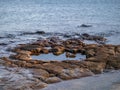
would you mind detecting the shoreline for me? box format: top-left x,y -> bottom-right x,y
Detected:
0,33 -> 120,90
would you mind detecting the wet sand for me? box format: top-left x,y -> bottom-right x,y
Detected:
110,83 -> 120,90
42,70 -> 120,90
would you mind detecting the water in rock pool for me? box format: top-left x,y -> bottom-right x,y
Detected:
32,53 -> 86,61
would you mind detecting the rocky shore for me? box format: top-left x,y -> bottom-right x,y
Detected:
0,33 -> 120,90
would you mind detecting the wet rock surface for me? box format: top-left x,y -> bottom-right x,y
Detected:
77,24 -> 92,28
0,35 -> 120,90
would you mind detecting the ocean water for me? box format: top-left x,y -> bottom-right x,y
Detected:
0,0 -> 120,56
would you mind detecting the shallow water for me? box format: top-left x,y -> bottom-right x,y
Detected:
32,53 -> 86,61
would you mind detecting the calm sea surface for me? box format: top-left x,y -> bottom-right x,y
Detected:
0,0 -> 120,56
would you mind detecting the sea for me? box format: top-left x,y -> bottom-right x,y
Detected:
0,0 -> 120,56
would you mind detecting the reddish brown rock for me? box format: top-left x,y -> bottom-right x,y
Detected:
65,48 -> 78,53
41,49 -> 49,54
59,73 -> 72,80
84,44 -> 98,50
59,68 -> 93,80
106,54 -> 120,69
83,61 -> 106,74
42,63 -> 63,75
45,77 -> 62,84
66,52 -> 76,58
85,49 -> 95,58
10,53 -> 31,61
50,61 -> 79,69
14,50 -> 32,55
30,69 -> 49,78
33,82 -> 48,89
116,45 -> 120,53
52,46 -> 65,55
19,44 -> 43,55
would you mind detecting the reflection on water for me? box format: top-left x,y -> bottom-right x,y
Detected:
32,53 -> 86,61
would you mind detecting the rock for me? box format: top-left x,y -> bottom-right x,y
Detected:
10,53 -> 31,61
52,46 -> 65,55
6,34 -> 16,38
85,49 -> 96,58
65,48 -> 78,53
49,61 -> 78,69
45,77 -> 62,84
27,63 -> 44,69
16,50 -> 32,55
34,82 -> 47,89
59,68 -> 93,80
66,52 -> 76,58
41,49 -> 49,54
64,68 -> 93,78
81,33 -> 106,43
0,43 -> 8,45
43,63 -> 63,75
64,39 -> 84,46
86,47 -> 109,62
34,39 -> 50,47
84,61 -> 106,74
19,45 -> 42,54
21,32 -> 35,35
82,33 -> 90,37
30,69 -> 49,78
13,61 -> 27,67
22,31 -> 45,35
106,55 -> 120,69
84,44 -> 98,49
116,45 -> 120,53
36,31 -> 45,34
62,60 -> 85,68
80,24 -> 92,27
3,35 -> 120,90
4,61 -> 12,67
59,73 -> 72,80
49,37 -> 62,43
64,34 -> 72,38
